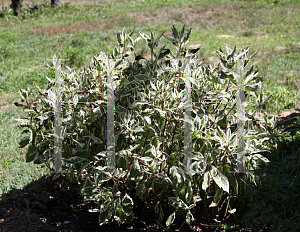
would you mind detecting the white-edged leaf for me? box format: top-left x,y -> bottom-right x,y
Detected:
137,157 -> 153,162
144,116 -> 151,125
47,89 -> 57,103
166,212 -> 176,227
202,171 -> 210,190
210,166 -> 230,193
229,208 -> 236,214
73,94 -> 79,106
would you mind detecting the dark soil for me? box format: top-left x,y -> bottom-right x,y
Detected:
0,172 -> 255,232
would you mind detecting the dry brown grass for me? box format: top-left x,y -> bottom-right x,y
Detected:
127,4 -> 227,29
127,2 -> 260,31
20,16 -> 129,35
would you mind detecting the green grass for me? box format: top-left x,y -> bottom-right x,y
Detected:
0,0 -> 300,230
0,92 -> 50,195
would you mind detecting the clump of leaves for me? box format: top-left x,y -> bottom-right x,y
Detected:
15,25 -> 277,229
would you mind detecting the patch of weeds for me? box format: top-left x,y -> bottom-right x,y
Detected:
284,42 -> 300,55
0,5 -> 14,19
65,46 -> 86,68
240,31 -> 256,37
264,85 -> 297,114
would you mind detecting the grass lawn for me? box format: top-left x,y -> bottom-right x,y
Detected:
0,0 -> 300,230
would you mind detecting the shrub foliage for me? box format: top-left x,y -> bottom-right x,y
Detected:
15,25 -> 278,229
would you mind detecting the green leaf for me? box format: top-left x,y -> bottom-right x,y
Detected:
155,201 -> 159,214
135,74 -> 150,80
82,135 -> 102,144
115,207 -> 127,225
133,126 -> 144,133
151,31 -> 155,41
127,35 -> 134,47
168,197 -> 188,210
139,31 -> 150,40
150,80 -> 157,91
114,58 -> 123,68
26,144 -> 37,163
154,108 -> 166,117
172,25 -> 179,39
20,136 -> 30,148
122,193 -> 134,215
183,28 -> 192,43
82,176 -> 94,196
245,104 -> 260,111
216,49 -> 226,60
21,129 -> 31,134
99,209 -> 109,226
187,203 -> 196,210
227,45 -> 236,58
116,27 -> 126,47
180,25 -> 186,38
155,30 -> 166,42
76,162 -> 91,182
202,171 -> 210,190
166,212 -> 176,227
136,180 -> 145,196
157,48 -> 171,60
140,186 -> 149,201
163,35 -> 178,45
235,46 -> 249,62
20,88 -> 28,100
170,166 -> 183,189
249,49 -> 259,61
131,101 -> 149,108
33,82 -> 44,95
185,47 -> 200,57
116,133 -> 125,150
25,109 -> 38,115
115,105 -> 127,114
33,158 -> 42,164
116,155 -> 127,170
151,136 -> 158,148
130,158 -> 140,177
210,166 -> 230,193
138,156 -> 153,163
186,210 -> 193,225
161,176 -> 171,192
179,184 -> 193,205
216,115 -> 227,129
210,188 -> 223,207
225,170 -> 238,194
151,178 -> 162,193
158,204 -> 164,222
144,116 -> 151,125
